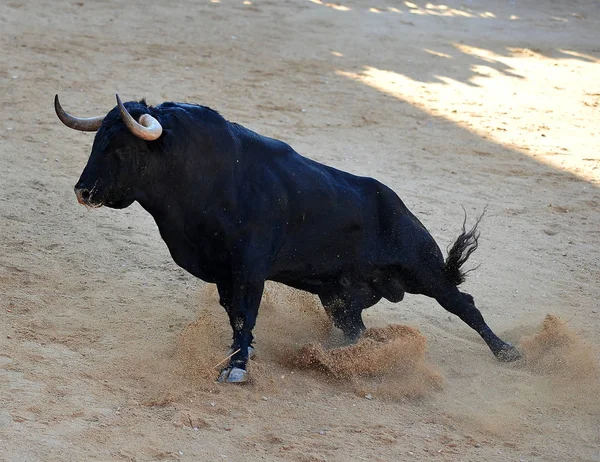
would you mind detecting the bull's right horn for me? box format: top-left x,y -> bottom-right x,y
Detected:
54,95 -> 105,132
116,94 -> 163,141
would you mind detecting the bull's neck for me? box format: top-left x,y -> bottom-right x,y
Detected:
136,183 -> 190,225
134,138 -> 241,229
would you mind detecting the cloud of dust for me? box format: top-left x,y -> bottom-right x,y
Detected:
126,285 -> 230,407
520,314 -> 600,379
142,283 -> 442,402
257,284 -> 443,400
290,324 -> 444,400
519,314 -> 600,405
166,283 -> 332,393
255,283 -> 331,359
172,285 -> 231,386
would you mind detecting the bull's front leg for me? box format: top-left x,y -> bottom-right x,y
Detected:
217,275 -> 265,384
217,284 -> 256,361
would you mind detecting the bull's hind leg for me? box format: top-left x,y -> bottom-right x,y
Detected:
434,286 -> 521,361
319,283 -> 381,344
320,293 -> 366,343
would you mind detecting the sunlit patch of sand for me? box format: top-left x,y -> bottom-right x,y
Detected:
338,47 -> 600,184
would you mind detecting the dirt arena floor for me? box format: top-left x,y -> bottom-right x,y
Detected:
1,0 -> 599,460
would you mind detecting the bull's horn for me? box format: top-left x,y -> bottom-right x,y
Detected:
54,95 -> 104,132
116,94 -> 162,141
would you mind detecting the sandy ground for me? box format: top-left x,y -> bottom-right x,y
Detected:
1,0 -> 600,460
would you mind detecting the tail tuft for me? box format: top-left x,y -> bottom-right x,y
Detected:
444,207 -> 485,286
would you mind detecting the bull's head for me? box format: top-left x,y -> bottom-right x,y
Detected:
55,94 -> 163,209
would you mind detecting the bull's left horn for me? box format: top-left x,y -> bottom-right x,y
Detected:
116,94 -> 163,141
54,95 -> 105,131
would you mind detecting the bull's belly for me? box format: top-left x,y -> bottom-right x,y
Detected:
269,265 -> 406,304
268,252 -> 408,303
267,257 -> 369,295
269,276 -> 327,294
268,252 -> 352,293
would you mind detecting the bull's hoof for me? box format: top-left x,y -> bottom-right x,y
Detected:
495,343 -> 523,362
218,366 -> 249,383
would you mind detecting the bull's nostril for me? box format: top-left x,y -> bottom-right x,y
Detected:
75,187 -> 90,205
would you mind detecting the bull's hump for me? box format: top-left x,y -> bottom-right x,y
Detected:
159,101 -> 220,115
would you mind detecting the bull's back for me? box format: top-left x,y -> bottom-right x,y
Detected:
260,145 -> 415,283
231,122 -> 440,287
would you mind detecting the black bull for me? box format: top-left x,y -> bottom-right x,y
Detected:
56,95 -> 521,383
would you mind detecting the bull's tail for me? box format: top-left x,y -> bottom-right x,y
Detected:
444,208 -> 485,286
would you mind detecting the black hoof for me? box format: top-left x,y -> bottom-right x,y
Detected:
217,366 -> 249,383
495,343 -> 523,362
